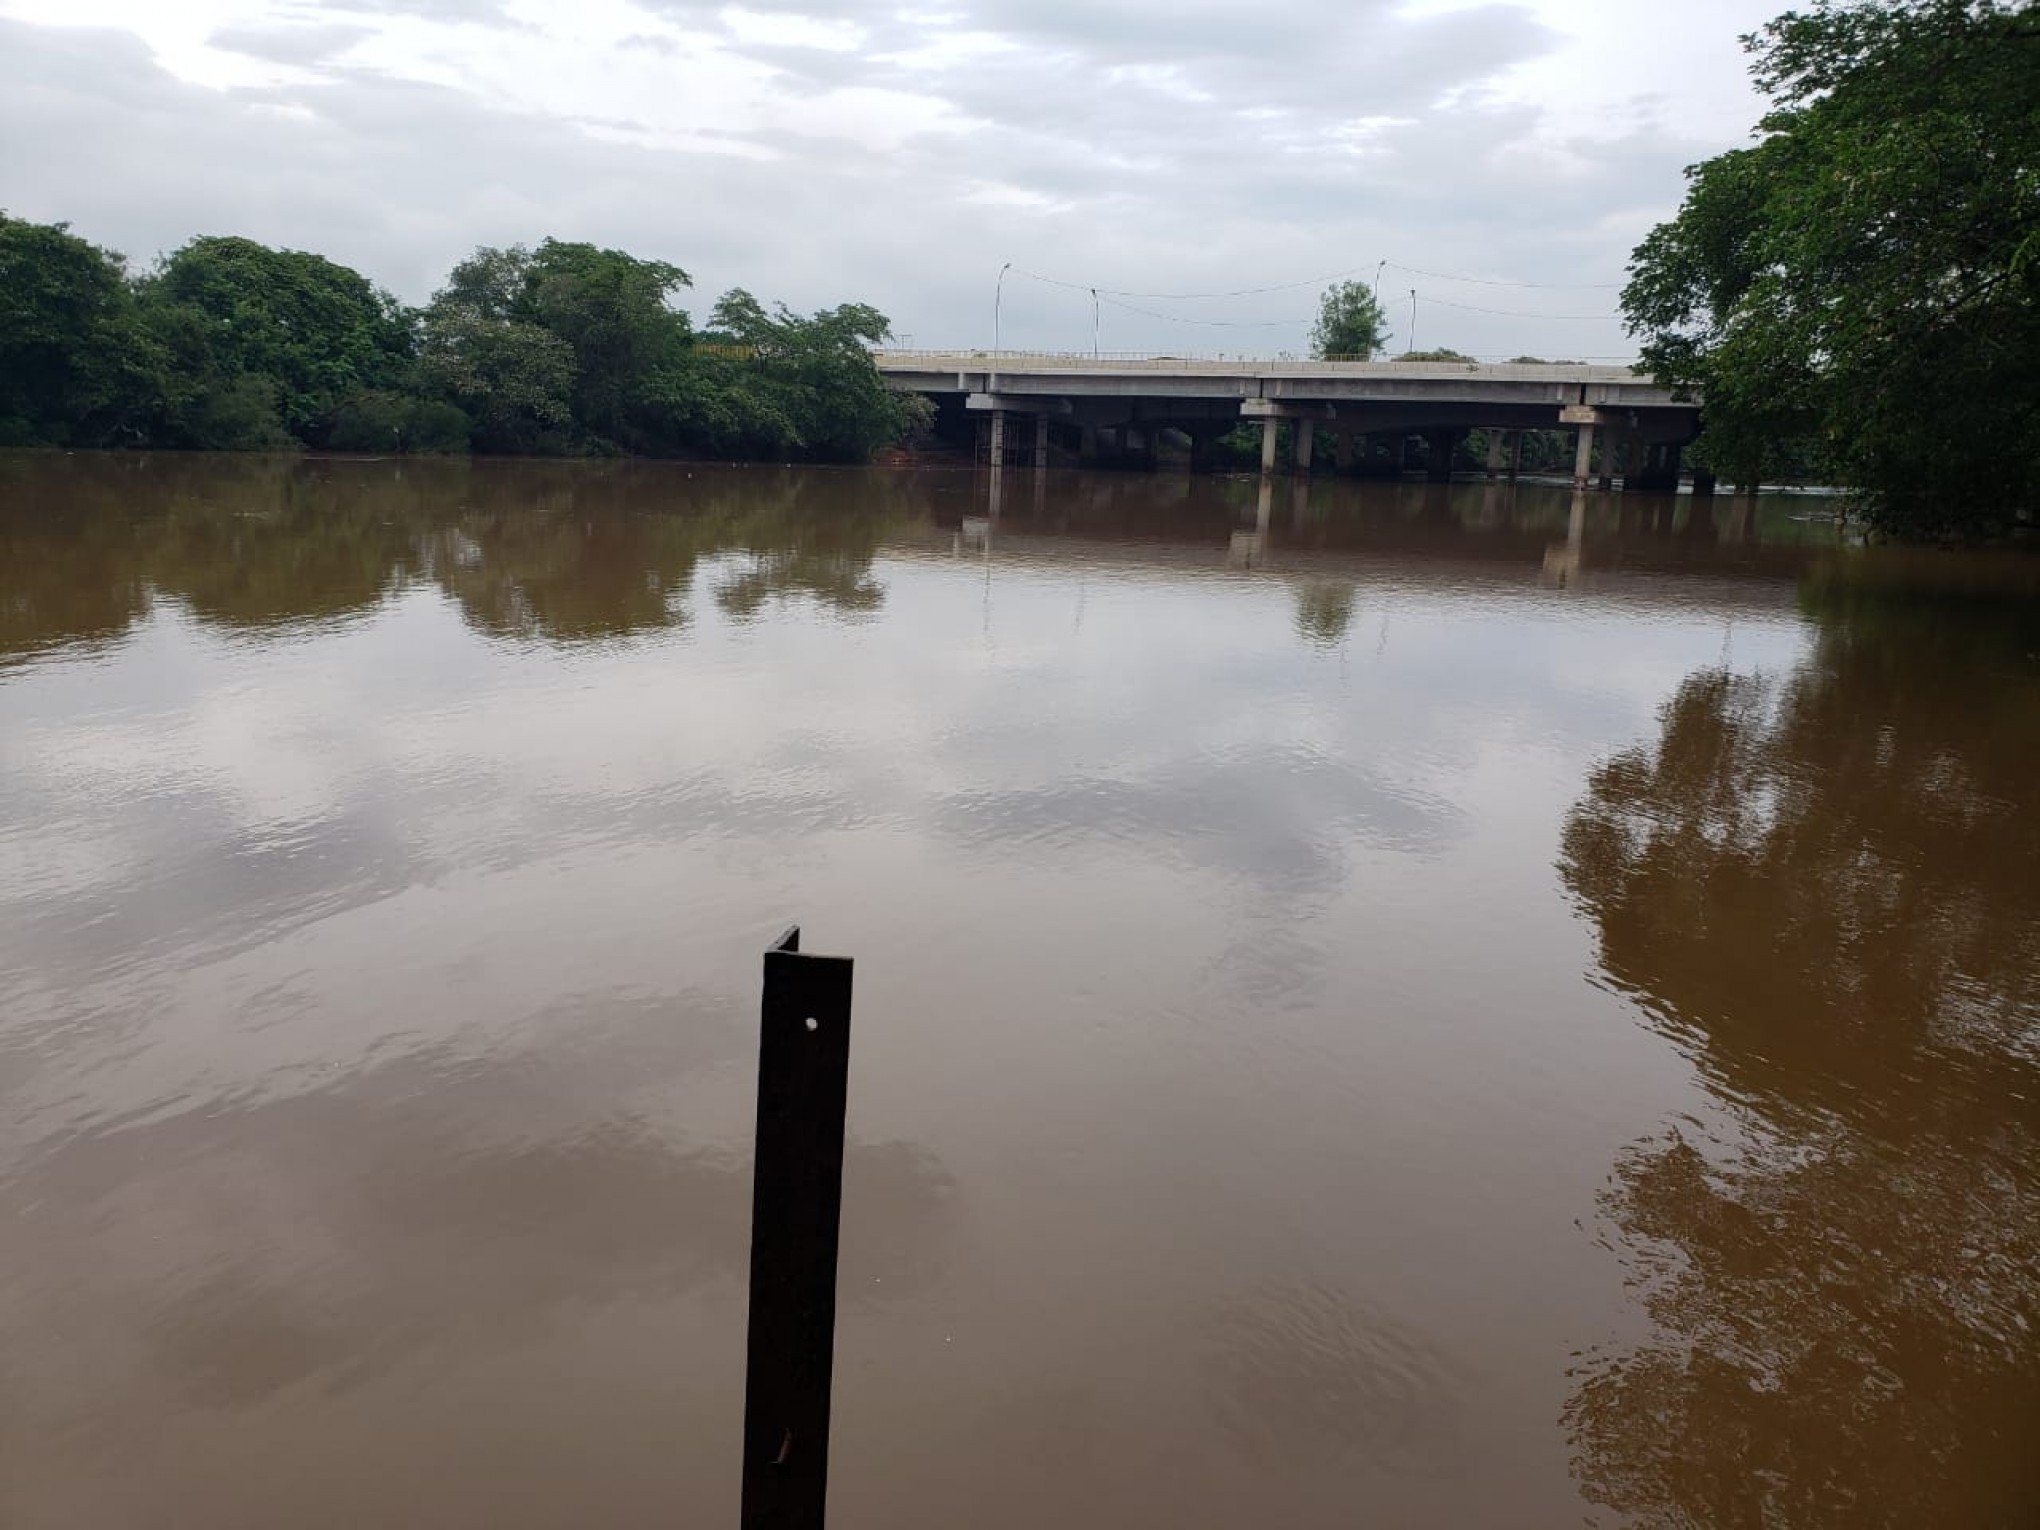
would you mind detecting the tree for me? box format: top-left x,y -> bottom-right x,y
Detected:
521,239 -> 692,443
0,214 -> 146,445
0,214 -> 919,463
1310,280 -> 1387,359
1392,348 -> 1475,363
417,302 -> 576,453
136,236 -> 414,445
695,289 -> 923,461
1623,0 -> 2040,537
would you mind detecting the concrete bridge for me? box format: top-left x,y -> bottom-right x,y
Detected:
874,351 -> 1704,490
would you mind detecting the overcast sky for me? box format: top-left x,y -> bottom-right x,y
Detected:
0,0 -> 1782,359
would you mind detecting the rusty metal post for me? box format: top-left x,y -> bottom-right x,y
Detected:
740,926 -> 855,1530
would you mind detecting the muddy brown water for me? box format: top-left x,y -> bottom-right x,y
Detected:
2,453 -> 2036,1528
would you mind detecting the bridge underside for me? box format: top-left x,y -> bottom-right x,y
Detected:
880,355 -> 1704,491
935,392 -> 1696,491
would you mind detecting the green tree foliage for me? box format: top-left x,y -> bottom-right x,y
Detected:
136,236 -> 414,447
0,214 -> 148,446
1309,280 -> 1387,359
1392,348 -> 1476,363
0,217 -> 918,464
697,290 -> 927,461
1624,0 -> 2040,537
418,295 -> 576,453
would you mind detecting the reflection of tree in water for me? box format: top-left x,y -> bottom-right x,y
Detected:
1,457 -> 925,655
710,476 -> 891,621
1293,581 -> 1357,647
0,458 -> 155,663
431,505 -> 703,643
145,460 -> 439,629
1,454 -> 449,646
425,467 -> 898,639
1558,560 -> 2040,1527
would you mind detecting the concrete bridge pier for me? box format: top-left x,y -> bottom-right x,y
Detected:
1485,430 -> 1507,479
1509,431 -> 1524,478
1294,418 -> 1315,474
1259,416 -> 1280,473
1563,405 -> 1609,491
1598,431 -> 1620,491
1425,430 -> 1461,483
988,409 -> 1006,468
1631,439 -> 1683,492
1034,414 -> 1049,469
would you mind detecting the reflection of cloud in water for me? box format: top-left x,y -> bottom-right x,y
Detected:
938,748 -> 1462,898
0,1035 -> 956,1435
1207,1283 -> 1465,1479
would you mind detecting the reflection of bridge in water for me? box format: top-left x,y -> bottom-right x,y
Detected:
877,352 -> 1705,491
956,467 -> 1825,617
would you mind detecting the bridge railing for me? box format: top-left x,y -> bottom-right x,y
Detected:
871,349 -> 1648,379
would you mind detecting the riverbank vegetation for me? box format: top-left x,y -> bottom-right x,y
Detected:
1624,0 -> 2039,539
0,219 -> 924,462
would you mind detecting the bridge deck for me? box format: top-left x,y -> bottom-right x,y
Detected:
875,350 -> 1650,385
872,350 -> 1699,483
873,350 -> 1693,417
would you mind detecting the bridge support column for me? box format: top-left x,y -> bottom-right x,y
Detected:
988,409 -> 1007,468
1333,429 -> 1353,473
1485,430 -> 1506,479
1260,416 -> 1279,474
1692,465 -> 1717,496
1598,431 -> 1622,491
1571,421 -> 1596,491
1034,414 -> 1049,469
1632,440 -> 1682,492
1294,418 -> 1314,474
1425,430 -> 1458,483
1509,431 -> 1524,478
1078,426 -> 1099,466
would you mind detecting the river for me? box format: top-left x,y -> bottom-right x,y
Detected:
2,453 -> 2035,1527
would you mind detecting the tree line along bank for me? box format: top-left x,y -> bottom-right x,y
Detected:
0,219 -> 926,463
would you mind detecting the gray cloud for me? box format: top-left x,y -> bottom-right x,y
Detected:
0,4 -> 1756,358
208,22 -> 374,67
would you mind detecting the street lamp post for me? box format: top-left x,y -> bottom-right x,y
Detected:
1409,288 -> 1418,356
1372,260 -> 1387,358
992,261 -> 1013,384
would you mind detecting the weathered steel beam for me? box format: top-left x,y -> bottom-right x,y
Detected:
740,926 -> 856,1530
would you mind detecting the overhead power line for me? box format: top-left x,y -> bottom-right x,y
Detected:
1094,292 -> 1314,328
1415,294 -> 1620,321
1083,289 -> 1619,328
1380,261 -> 1623,291
1007,259 -> 1624,303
